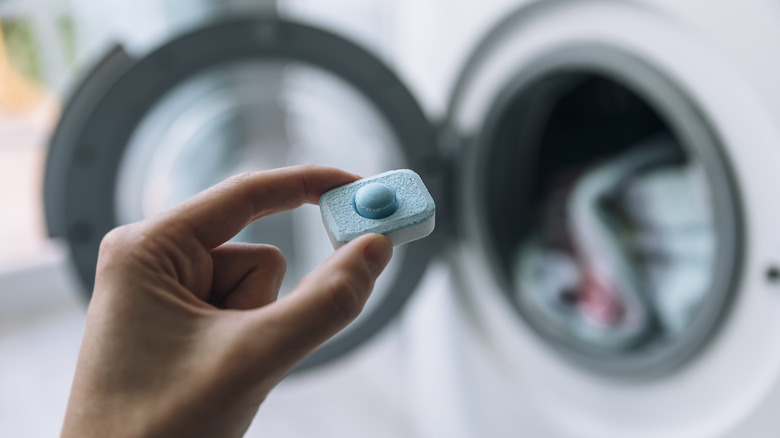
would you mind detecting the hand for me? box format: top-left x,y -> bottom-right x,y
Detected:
61,165 -> 394,438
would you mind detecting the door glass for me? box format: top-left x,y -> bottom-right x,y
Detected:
116,60 -> 406,339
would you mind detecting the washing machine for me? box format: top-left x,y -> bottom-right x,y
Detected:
44,0 -> 780,436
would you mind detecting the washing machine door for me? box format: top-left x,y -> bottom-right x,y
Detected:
44,17 -> 444,371
430,0 -> 780,436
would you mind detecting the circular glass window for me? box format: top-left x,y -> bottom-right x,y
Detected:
475,52 -> 740,377
116,59 -> 406,347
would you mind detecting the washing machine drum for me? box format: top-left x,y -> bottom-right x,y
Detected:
45,7 -> 753,407
422,1 -> 780,437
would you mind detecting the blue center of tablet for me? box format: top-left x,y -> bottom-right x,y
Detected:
354,183 -> 398,219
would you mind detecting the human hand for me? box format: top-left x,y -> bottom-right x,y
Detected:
61,165 -> 393,438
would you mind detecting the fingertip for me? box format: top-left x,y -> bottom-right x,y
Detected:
237,234 -> 392,371
357,234 -> 393,279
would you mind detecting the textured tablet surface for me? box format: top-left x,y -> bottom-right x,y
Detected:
319,169 -> 436,248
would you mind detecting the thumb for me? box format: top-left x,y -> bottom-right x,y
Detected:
245,234 -> 393,373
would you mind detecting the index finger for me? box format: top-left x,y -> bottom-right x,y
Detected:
150,165 -> 360,249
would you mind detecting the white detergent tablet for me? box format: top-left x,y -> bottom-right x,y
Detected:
319,169 -> 436,248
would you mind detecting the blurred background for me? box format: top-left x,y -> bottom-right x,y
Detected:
3,0 -> 780,437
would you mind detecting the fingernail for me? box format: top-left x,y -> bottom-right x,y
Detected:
364,235 -> 393,278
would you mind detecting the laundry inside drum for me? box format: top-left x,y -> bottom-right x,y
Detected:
514,136 -> 712,351
480,70 -> 738,376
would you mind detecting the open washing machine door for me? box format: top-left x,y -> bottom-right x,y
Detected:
407,0 -> 780,437
43,16 -> 446,371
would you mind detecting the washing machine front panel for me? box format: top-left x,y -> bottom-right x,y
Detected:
45,17 -> 444,371
443,0 -> 780,436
